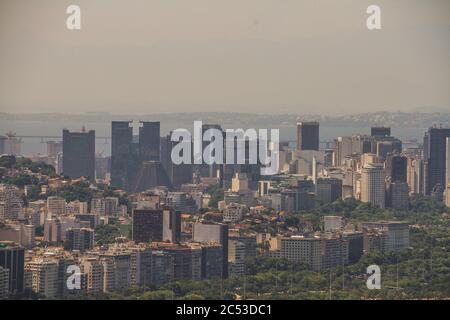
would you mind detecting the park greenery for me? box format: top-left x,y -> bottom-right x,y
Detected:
64,196 -> 449,300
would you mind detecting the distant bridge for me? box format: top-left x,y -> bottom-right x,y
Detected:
15,135 -> 111,143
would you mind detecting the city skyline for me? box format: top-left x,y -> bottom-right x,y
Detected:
0,0 -> 449,304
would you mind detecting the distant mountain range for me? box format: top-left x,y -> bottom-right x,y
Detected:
1,111 -> 449,129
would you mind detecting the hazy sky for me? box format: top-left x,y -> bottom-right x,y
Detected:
0,0 -> 449,115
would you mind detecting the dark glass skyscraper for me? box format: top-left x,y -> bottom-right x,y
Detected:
161,134 -> 193,189
111,121 -> 163,192
62,129 -> 95,180
111,121 -> 134,189
139,122 -> 161,161
371,127 -> 391,137
387,155 -> 407,183
424,127 -> 450,195
296,121 -> 319,151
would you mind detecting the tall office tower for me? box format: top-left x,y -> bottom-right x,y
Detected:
0,266 -> 8,299
228,240 -> 246,275
195,123 -> 224,180
139,122 -> 161,161
334,136 -> 352,167
424,127 -> 450,196
192,222 -> 229,278
46,196 -> 66,216
386,155 -> 407,183
0,243 -> 25,295
132,208 -> 180,243
161,134 -> 193,189
26,259 -> 59,298
389,182 -> 409,209
0,184 -> 23,221
66,228 -> 94,252
296,121 -> 319,151
315,178 -> 342,204
62,128 -> 95,180
111,121 -> 167,192
371,127 -> 391,137
111,121 -> 135,189
407,157 -> 424,195
46,141 -> 63,158
361,163 -> 386,209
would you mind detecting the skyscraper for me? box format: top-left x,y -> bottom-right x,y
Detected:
424,127 -> 450,196
111,121 -> 166,192
161,134 -> 193,188
62,129 -> 95,180
371,127 -> 391,137
387,155 -> 407,183
139,122 -> 161,162
361,163 -> 386,209
296,122 -> 319,151
111,121 -> 135,189
315,178 -> 342,204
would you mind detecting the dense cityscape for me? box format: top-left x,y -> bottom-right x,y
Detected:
0,117 -> 449,300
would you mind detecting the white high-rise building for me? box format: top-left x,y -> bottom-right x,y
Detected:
361,163 -> 386,209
